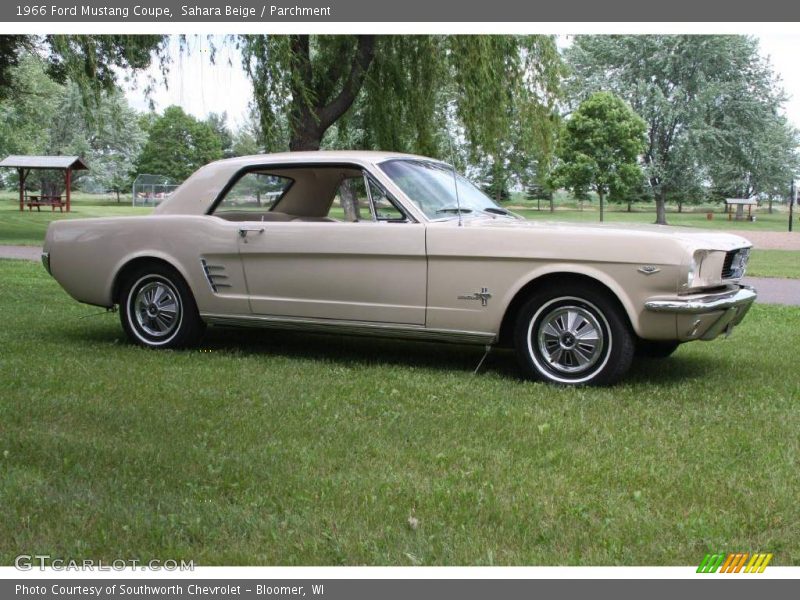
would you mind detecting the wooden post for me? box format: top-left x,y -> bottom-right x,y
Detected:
65,167 -> 71,212
18,168 -> 29,211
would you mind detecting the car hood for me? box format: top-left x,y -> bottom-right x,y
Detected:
453,216 -> 753,252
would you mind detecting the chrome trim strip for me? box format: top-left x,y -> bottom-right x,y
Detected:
200,312 -> 496,345
644,286 -> 757,314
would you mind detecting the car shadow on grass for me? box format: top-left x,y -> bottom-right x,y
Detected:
196,326 -> 724,386
62,320 -> 726,387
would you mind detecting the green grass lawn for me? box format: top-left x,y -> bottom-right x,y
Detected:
1,259 -> 798,566
514,205 -> 794,232
0,195 -> 150,246
2,191 -> 796,247
746,250 -> 800,279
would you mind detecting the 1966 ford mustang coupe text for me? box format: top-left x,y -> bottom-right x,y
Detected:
43,151 -> 756,385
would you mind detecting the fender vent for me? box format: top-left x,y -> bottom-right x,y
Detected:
200,259 -> 231,293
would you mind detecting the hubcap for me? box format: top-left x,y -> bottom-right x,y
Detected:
537,305 -> 604,374
133,280 -> 181,338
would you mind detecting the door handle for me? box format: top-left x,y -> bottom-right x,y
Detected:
238,227 -> 265,238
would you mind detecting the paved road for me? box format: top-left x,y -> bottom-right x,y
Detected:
2,244 -> 798,306
0,245 -> 40,260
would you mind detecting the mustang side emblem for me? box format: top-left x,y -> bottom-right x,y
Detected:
458,287 -> 492,306
637,265 -> 661,275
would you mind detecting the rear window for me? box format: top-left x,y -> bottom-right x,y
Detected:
212,172 -> 292,214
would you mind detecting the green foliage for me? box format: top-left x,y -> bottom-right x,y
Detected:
567,35 -> 794,224
43,35 -> 167,102
551,92 -> 646,219
0,54 -> 62,164
206,112 -> 235,158
0,55 -> 144,198
45,83 -> 146,197
239,34 -> 563,172
136,106 -> 223,182
0,35 -> 30,100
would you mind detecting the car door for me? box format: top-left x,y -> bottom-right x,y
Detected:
237,171 -> 427,325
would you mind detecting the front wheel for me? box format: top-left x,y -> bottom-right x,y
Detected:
119,263 -> 205,348
513,285 -> 634,386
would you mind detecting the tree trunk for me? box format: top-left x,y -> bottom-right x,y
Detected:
550,196 -> 554,212
599,191 -> 604,222
287,35 -> 376,151
116,190 -> 120,202
627,199 -> 632,212
289,125 -> 323,151
655,188 -> 668,225
537,197 -> 541,211
768,197 -> 773,214
339,178 -> 361,222
678,199 -> 683,213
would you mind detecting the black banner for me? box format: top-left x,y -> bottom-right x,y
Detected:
3,0 -> 800,22
5,579 -> 800,600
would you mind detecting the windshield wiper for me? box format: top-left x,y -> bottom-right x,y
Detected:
483,207 -> 512,216
435,207 -> 473,214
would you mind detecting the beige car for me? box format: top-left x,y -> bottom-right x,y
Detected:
43,151 -> 756,385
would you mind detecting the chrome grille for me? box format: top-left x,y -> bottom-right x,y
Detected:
721,248 -> 750,280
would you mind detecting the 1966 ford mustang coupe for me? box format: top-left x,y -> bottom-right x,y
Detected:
43,151 -> 756,385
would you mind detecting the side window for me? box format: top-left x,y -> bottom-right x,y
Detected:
331,177 -> 372,222
213,172 -> 292,214
368,178 -> 406,222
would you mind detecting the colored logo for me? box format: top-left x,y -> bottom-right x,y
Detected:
697,552 -> 773,573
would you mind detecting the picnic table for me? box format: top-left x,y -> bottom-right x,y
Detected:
26,195 -> 65,212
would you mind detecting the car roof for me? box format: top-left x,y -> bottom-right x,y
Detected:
209,150 -> 445,167
154,151 -> 447,216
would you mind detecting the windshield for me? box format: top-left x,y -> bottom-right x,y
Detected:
379,159 -> 513,220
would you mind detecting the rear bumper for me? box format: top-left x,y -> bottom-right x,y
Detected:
645,285 -> 757,341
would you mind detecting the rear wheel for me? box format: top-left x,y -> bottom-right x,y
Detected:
119,263 -> 204,348
513,284 -> 634,386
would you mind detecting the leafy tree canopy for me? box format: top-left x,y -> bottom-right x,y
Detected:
551,92 -> 646,220
238,34 -> 564,174
566,35 -> 794,223
136,106 -> 223,183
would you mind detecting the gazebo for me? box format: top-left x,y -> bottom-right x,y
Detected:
725,198 -> 758,222
0,155 -> 89,213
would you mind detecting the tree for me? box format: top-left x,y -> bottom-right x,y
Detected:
206,112 -> 235,158
238,35 -> 563,165
0,35 -> 166,104
0,54 -> 62,161
551,92 -> 646,222
566,35 -> 792,224
136,106 -> 223,182
43,83 -> 146,200
706,113 -> 799,209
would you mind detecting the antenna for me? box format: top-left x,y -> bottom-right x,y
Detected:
446,136 -> 463,227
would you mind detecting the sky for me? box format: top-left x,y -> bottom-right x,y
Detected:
124,34 -> 800,133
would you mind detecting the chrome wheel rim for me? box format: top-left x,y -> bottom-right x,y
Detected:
132,279 -> 182,339
536,304 -> 604,375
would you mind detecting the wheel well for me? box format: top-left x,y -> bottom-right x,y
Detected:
111,257 -> 182,304
497,272 -> 632,347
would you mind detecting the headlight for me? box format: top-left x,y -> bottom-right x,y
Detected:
686,255 -> 697,288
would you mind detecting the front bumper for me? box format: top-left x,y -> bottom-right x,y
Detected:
644,285 -> 757,341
